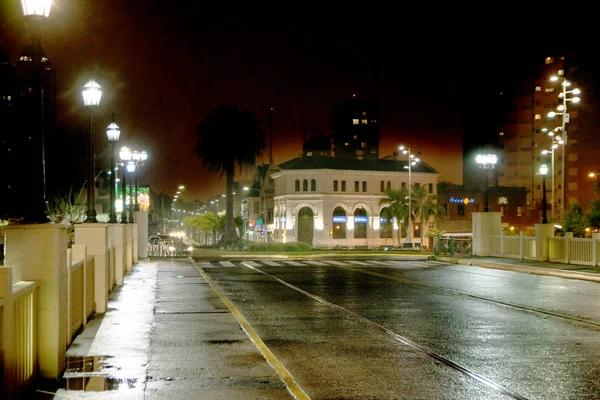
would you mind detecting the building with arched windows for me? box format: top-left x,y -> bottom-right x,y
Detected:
271,156 -> 440,248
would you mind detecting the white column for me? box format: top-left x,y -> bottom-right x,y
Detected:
535,224 -> 554,262
132,223 -> 139,264
135,211 -> 149,259
4,224 -> 69,379
124,224 -> 133,273
471,212 -> 502,256
74,224 -> 109,314
107,225 -> 125,285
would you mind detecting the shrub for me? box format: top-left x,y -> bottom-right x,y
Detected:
247,242 -> 311,252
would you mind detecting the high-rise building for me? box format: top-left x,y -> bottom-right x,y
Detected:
331,94 -> 379,160
496,55 -> 596,223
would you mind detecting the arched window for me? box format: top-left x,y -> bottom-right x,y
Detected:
354,207 -> 368,239
295,180 -> 300,191
311,179 -> 316,191
332,207 -> 347,239
303,179 -> 308,191
380,181 -> 385,192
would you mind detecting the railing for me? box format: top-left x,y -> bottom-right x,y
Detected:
435,238 -> 472,257
1,265 -> 39,399
492,232 -> 600,267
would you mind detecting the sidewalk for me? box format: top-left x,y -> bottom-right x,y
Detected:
32,253 -> 600,399
47,258 -> 293,400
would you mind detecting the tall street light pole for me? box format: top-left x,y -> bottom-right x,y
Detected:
20,0 -> 53,223
106,116 -> 120,223
82,79 -> 102,223
127,161 -> 136,223
475,153 -> 498,212
119,146 -> 131,224
541,128 -> 563,222
399,145 -> 420,242
549,72 -> 581,220
540,164 -> 548,223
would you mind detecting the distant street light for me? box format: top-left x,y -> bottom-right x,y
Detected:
541,128 -> 563,222
399,145 -> 420,242
475,153 -> 497,212
126,161 -> 136,223
548,72 -> 581,220
82,79 -> 102,223
106,116 -> 120,223
119,146 -> 131,224
540,164 -> 548,224
131,150 -> 148,211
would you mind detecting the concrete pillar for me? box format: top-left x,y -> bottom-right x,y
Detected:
107,225 -> 125,285
132,222 -> 139,264
471,212 -> 502,256
4,224 -> 68,379
124,224 -> 133,273
565,232 -> 573,263
592,232 -> 600,266
535,224 -> 554,262
74,224 -> 109,314
135,212 -> 148,259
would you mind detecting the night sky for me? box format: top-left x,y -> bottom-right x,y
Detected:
1,2 -> 536,204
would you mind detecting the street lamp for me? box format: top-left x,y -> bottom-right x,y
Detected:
119,146 -> 131,223
475,153 -> 497,212
540,164 -> 548,224
399,145 -> 420,242
127,161 -> 136,223
106,116 -> 120,223
541,128 -> 563,222
19,0 -> 53,223
131,150 -> 148,211
548,72 -> 581,220
82,79 -> 102,223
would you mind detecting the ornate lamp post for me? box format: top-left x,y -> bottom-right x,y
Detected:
106,116 -> 120,223
127,161 -> 136,223
476,153 -> 497,212
82,79 -> 102,223
131,150 -> 148,211
119,146 -> 131,223
399,145 -> 420,242
19,0 -> 53,223
540,164 -> 548,224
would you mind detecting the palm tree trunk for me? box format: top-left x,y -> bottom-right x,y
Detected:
224,167 -> 237,241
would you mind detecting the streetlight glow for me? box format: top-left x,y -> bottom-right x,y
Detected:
82,79 -> 102,107
399,144 -> 419,242
82,78 -> 102,223
106,117 -> 120,223
21,0 -> 52,17
540,164 -> 548,224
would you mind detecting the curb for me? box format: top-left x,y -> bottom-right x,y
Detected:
435,257 -> 600,283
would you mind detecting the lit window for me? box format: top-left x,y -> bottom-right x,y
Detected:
545,57 -> 554,64
535,86 -> 541,91
535,114 -> 541,120
499,132 -> 504,136
352,119 -> 359,125
361,142 -> 367,148
545,88 -> 555,93
353,135 -> 357,139
517,206 -> 523,216
361,119 -> 367,124
344,142 -> 349,146
362,112 -> 367,116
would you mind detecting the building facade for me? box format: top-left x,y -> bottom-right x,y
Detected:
497,55 -> 598,223
271,157 -> 440,248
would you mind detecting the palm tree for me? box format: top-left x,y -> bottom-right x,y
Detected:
379,188 -> 409,245
411,186 -> 445,244
194,105 -> 266,241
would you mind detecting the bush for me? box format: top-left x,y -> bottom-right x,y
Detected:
247,242 -> 311,252
216,237 -> 247,251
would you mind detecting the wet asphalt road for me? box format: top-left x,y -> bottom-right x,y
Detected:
197,258 -> 600,400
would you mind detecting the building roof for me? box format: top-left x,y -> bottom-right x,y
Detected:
277,156 -> 438,173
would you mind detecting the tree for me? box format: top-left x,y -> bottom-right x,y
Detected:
194,105 -> 266,242
564,203 -> 586,237
379,188 -> 409,245
585,199 -> 600,232
410,186 -> 446,244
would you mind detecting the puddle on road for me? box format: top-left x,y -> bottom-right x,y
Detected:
59,356 -> 141,392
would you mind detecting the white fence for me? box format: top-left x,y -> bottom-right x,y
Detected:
491,232 -> 600,266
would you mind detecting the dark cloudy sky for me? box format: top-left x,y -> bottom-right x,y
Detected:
1,2 -> 537,203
